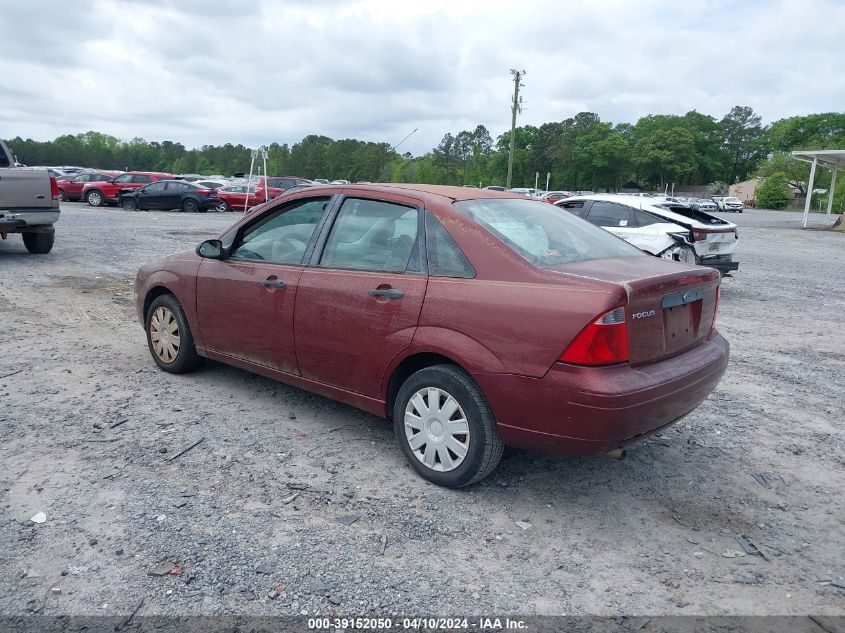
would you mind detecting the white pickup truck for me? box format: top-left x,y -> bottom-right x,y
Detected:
0,139 -> 59,253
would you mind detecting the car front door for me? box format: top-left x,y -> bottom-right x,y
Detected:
294,193 -> 427,398
584,201 -> 638,241
195,195 -> 333,374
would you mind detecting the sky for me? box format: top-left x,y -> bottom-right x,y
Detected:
1,0 -> 843,156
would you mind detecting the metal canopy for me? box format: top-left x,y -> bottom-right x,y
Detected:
791,149 -> 845,227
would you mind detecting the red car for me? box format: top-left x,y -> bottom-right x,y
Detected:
58,171 -> 122,202
82,171 -> 174,207
135,184 -> 728,487
214,184 -> 271,212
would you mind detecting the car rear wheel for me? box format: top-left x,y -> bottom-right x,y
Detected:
145,294 -> 202,374
182,199 -> 199,213
57,190 -> 65,202
121,198 -> 138,211
394,365 -> 503,487
86,190 -> 104,207
22,232 -> 54,254
215,200 -> 229,212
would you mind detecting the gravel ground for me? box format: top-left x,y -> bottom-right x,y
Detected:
0,203 -> 843,618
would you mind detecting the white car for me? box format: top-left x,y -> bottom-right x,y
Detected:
713,196 -> 744,212
555,194 -> 739,275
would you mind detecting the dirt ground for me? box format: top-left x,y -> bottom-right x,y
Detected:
0,203 -> 843,618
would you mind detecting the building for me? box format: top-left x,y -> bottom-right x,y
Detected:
729,177 -> 803,204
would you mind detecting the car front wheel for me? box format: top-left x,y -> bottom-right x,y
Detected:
394,365 -> 503,487
86,190 -> 104,207
145,294 -> 202,373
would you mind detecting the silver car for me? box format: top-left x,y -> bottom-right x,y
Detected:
691,198 -> 718,212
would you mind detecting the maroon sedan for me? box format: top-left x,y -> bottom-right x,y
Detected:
135,184 -> 728,487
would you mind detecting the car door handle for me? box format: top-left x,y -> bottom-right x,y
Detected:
261,278 -> 286,288
368,288 -> 403,300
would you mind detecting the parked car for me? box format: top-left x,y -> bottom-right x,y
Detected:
82,171 -> 174,207
0,140 -> 60,253
214,184 -> 269,212
119,180 -> 220,213
484,185 -> 507,192
541,191 -> 573,203
192,180 -> 227,190
555,194 -> 739,274
264,176 -> 314,197
58,171 -> 122,202
135,184 -> 729,487
509,187 -> 537,197
690,198 -> 718,212
313,178 -> 330,184
712,196 -> 744,212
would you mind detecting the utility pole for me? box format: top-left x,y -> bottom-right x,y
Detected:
506,69 -> 525,189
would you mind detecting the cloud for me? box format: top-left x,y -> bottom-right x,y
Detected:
0,0 -> 842,156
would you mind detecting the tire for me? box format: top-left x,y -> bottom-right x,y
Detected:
86,190 -> 104,207
215,200 -> 229,213
393,364 -> 504,487
57,190 -> 66,202
22,232 -> 54,254
182,199 -> 199,213
145,294 -> 202,374
121,198 -> 138,211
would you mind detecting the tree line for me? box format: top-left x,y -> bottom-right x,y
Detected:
5,108 -> 844,196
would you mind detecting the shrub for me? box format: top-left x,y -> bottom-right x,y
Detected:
756,173 -> 791,210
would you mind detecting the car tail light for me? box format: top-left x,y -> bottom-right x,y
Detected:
709,286 -> 720,338
197,189 -> 212,195
692,229 -> 708,241
560,306 -> 629,365
50,176 -> 59,198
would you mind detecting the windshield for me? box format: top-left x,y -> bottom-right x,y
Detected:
454,198 -> 643,267
725,197 -> 741,203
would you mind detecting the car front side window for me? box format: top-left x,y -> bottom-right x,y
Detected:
586,201 -> 634,227
230,197 -> 331,265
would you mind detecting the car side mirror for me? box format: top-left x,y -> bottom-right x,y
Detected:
197,239 -> 224,259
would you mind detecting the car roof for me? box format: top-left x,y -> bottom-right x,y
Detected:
555,193 -> 736,228
308,183 -> 529,202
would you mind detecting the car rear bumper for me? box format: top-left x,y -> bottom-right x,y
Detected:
699,255 -> 739,273
474,332 -> 729,454
0,209 -> 60,231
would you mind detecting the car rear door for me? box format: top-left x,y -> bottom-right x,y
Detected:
293,192 -> 427,398
135,182 -> 167,209
161,181 -> 186,209
195,195 -> 333,374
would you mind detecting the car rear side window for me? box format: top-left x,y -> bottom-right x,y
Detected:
454,198 -> 642,267
231,197 -> 330,265
132,175 -> 152,184
633,209 -> 661,226
320,198 -> 419,273
425,211 -> 475,278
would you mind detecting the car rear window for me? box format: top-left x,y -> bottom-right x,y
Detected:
454,198 -> 643,267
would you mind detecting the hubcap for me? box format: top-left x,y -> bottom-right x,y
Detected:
89,192 -> 101,205
404,387 -> 470,472
149,307 -> 180,363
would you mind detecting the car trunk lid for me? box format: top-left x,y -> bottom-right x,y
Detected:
549,256 -> 720,365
